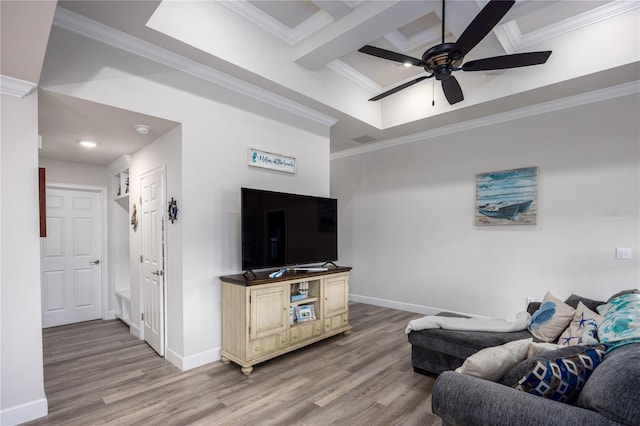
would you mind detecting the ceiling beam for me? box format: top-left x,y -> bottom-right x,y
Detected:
293,1 -> 436,70
311,1 -> 352,20
438,0 -> 508,59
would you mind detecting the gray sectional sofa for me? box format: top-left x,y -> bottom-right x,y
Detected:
408,307 -> 538,375
407,293 -> 640,425
432,342 -> 640,425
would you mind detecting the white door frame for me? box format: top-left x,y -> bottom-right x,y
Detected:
44,183 -> 110,321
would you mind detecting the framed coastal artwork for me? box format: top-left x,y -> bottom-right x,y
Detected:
475,167 -> 538,226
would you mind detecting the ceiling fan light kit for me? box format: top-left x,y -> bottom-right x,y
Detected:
359,0 -> 552,105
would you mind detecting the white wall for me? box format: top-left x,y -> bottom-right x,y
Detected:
127,126 -> 183,357
38,157 -> 110,187
331,94 -> 640,319
1,92 -> 48,424
40,26 -> 331,369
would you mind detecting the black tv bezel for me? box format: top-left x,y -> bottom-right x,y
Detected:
240,187 -> 338,271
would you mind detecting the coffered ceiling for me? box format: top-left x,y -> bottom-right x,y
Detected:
3,1 -> 639,164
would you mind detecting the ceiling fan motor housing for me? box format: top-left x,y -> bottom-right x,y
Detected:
422,43 -> 463,80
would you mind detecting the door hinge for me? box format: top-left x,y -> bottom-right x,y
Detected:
140,196 -> 142,204
140,255 -> 143,263
141,313 -> 144,321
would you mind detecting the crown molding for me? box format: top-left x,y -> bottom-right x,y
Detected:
52,8 -> 337,128
327,59 -> 381,94
500,1 -> 640,51
331,80 -> 640,160
0,75 -> 37,98
219,0 -> 333,45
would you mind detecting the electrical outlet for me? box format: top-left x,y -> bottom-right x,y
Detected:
526,296 -> 534,306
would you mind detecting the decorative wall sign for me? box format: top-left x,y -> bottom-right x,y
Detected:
475,167 -> 538,226
168,197 -> 178,223
248,148 -> 296,174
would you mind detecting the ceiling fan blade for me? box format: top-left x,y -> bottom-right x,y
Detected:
441,76 -> 464,105
449,0 -> 515,61
462,51 -> 552,71
369,75 -> 431,101
359,45 -> 426,67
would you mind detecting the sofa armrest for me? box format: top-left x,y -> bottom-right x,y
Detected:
432,371 -> 617,426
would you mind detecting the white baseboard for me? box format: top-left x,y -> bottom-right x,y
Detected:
129,322 -> 141,338
0,397 -> 48,425
165,346 -> 220,371
349,293 -> 478,318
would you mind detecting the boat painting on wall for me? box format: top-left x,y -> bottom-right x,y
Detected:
475,167 -> 538,226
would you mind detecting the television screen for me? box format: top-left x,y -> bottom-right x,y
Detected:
241,188 -> 338,270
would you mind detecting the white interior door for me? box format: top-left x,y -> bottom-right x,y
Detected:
140,167 -> 165,356
41,187 -> 102,328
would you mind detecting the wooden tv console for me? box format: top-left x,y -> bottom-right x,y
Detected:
220,266 -> 351,375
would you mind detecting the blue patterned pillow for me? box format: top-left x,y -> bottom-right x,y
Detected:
514,345 -> 606,403
597,292 -> 640,352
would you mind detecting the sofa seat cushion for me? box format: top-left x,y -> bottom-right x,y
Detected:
576,343 -> 640,424
408,327 -> 535,361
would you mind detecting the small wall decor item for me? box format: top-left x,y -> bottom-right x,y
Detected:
248,148 -> 296,174
131,203 -> 138,231
476,166 -> 538,226
168,197 -> 178,223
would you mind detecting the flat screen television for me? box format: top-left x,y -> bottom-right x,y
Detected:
241,187 -> 338,271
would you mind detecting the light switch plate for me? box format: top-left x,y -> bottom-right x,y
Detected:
616,248 -> 632,259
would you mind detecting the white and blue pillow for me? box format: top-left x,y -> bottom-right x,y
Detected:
528,292 -> 575,342
558,302 -> 603,346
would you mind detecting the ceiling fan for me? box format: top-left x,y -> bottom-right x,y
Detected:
358,0 -> 552,105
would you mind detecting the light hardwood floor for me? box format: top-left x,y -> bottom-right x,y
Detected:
25,302 -> 442,425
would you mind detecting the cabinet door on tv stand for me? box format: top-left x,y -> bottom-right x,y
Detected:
323,274 -> 349,333
250,285 -> 289,340
323,274 -> 349,319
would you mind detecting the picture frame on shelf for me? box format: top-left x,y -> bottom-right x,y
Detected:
295,304 -> 316,322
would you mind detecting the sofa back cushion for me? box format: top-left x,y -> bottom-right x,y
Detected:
563,294 -> 604,312
576,343 -> 640,424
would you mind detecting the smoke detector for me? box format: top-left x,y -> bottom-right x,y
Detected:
134,124 -> 151,135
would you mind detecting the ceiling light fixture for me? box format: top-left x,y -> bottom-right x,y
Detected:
78,140 -> 98,148
135,124 -> 151,135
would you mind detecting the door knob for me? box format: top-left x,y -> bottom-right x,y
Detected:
152,270 -> 161,276
89,260 -> 100,265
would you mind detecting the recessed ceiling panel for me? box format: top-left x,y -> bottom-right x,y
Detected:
248,0 -> 320,29
398,12 -> 441,39
515,1 -> 611,34
341,50 -> 424,88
